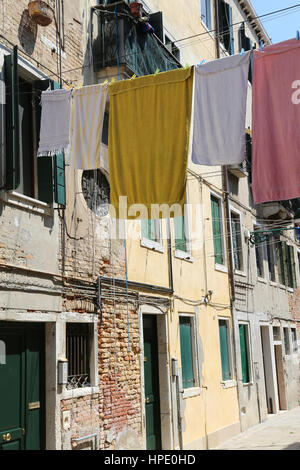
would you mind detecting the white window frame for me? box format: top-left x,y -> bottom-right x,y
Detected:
210,190 -> 227,272
179,313 -> 201,398
218,316 -> 235,386
140,218 -> 164,253
229,205 -> 245,275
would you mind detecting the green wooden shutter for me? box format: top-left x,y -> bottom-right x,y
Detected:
179,317 -> 194,389
239,324 -> 250,383
4,46 -> 20,190
288,245 -> 297,288
219,320 -> 231,381
174,216 -> 186,252
211,196 -> 223,265
276,242 -> 283,285
35,79 -> 54,204
282,242 -> 289,287
141,219 -> 149,239
51,80 -> 66,206
54,153 -> 66,206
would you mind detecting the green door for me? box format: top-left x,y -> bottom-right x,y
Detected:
0,323 -> 45,450
143,315 -> 161,450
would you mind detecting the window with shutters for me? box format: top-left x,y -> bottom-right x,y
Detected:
179,315 -> 198,389
211,194 -> 226,268
239,323 -> 251,384
201,0 -> 212,30
230,209 -> 243,272
254,226 -> 265,278
218,0 -> 234,55
141,218 -> 163,252
276,241 -> 297,288
218,318 -> 233,382
298,251 -> 300,281
3,46 -> 65,206
174,200 -> 192,261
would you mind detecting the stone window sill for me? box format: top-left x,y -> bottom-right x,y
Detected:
0,191 -> 54,217
141,237 -> 164,253
215,263 -> 228,274
62,386 -> 100,400
221,380 -> 237,389
182,386 -> 201,399
174,250 -> 193,262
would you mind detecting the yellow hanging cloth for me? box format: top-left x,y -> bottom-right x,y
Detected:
108,67 -> 193,219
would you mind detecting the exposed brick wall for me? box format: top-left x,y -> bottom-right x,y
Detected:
60,300 -> 142,450
0,0 -> 83,85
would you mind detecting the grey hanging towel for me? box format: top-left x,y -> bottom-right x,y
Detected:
191,51 -> 251,166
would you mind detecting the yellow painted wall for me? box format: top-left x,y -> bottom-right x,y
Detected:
125,0 -> 265,449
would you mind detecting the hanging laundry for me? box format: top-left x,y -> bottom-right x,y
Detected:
38,88 -> 72,156
252,39 -> 300,204
70,83 -> 108,169
191,51 -> 251,166
108,68 -> 193,219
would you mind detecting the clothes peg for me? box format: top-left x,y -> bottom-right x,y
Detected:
260,40 -> 264,51
240,48 -> 245,56
130,74 -> 137,80
197,59 -> 206,67
154,68 -> 160,76
184,63 -> 190,69
296,31 -> 300,40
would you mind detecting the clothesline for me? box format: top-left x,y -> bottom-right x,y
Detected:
37,38 -> 300,217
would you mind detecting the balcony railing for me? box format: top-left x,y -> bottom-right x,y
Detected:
92,2 -> 181,77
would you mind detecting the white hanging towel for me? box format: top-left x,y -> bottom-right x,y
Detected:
191,51 -> 251,166
70,83 -> 108,169
38,88 -> 72,156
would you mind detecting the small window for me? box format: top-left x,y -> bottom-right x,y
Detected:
218,0 -> 234,55
231,211 -> 243,271
174,216 -> 187,253
218,319 -> 232,381
201,0 -> 212,30
211,195 -> 225,266
141,219 -> 161,244
276,242 -> 297,288
179,316 -> 197,389
291,328 -> 298,354
66,323 -> 91,389
273,326 -> 281,342
283,328 -> 291,355
239,324 -> 251,383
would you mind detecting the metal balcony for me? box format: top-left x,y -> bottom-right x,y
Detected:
91,2 -> 181,78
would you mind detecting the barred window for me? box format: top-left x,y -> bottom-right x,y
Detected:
66,323 -> 90,389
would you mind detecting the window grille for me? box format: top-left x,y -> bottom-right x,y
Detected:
66,323 -> 90,389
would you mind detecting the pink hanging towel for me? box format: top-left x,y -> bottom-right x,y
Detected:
252,39 -> 300,204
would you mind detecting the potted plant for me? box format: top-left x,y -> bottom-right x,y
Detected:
28,0 -> 54,26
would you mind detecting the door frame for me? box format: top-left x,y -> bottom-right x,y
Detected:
139,304 -> 173,450
260,323 -> 279,414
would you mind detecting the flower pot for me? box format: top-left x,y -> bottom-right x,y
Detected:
28,1 -> 54,26
130,2 -> 142,18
